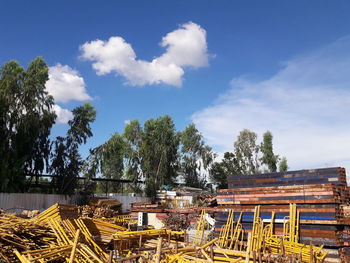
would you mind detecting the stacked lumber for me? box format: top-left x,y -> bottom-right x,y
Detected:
78,205 -> 119,218
197,193 -> 217,207
131,201 -> 164,212
227,167 -> 347,188
78,204 -> 94,217
88,197 -> 121,208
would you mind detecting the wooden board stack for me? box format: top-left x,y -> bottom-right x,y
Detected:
215,167 -> 350,263
131,201 -> 164,212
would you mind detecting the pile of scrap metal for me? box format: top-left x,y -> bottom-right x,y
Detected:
109,204 -> 327,263
195,193 -> 217,207
78,205 -> 119,218
0,203 -> 128,262
162,213 -> 191,231
0,201 -> 329,263
157,187 -> 215,209
88,197 -> 122,209
131,201 -> 165,213
78,198 -> 122,218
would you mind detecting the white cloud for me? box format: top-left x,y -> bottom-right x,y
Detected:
46,64 -> 92,124
192,37 -> 350,176
80,22 -> 209,87
46,64 -> 92,103
53,104 -> 73,124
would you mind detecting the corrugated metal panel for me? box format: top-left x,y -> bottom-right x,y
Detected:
0,193 -> 81,213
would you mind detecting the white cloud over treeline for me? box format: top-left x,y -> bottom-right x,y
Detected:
192,37 -> 350,175
46,64 -> 92,123
80,22 -> 209,87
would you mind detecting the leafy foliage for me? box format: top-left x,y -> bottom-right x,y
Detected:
260,131 -> 278,172
180,124 -> 214,189
0,58 -> 56,192
210,129 -> 288,188
50,103 -> 96,194
210,152 -> 240,188
234,129 -> 260,175
279,157 -> 288,172
123,120 -> 144,188
141,116 -> 180,198
85,132 -> 126,193
86,118 -> 217,197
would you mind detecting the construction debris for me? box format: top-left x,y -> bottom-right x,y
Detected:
2,167 -> 350,262
131,201 -> 164,212
77,197 -> 122,219
163,213 -> 191,231
0,201 -> 333,263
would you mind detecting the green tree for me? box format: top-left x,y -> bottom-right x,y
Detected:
260,131 -> 278,172
122,120 -> 144,193
279,157 -> 288,172
141,115 -> 179,198
210,152 -> 240,189
85,132 -> 126,193
0,58 -> 56,192
50,103 -> 96,194
234,129 -> 260,175
180,124 -> 214,189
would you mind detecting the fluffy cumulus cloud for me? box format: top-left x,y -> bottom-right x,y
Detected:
53,104 -> 73,124
80,22 -> 209,87
46,64 -> 92,124
46,64 -> 92,103
191,37 -> 350,176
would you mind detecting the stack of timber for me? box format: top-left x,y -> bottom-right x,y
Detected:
88,197 -> 121,208
216,167 -> 350,263
131,201 -> 164,212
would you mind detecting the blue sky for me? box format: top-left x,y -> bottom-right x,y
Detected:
1,1 -> 350,174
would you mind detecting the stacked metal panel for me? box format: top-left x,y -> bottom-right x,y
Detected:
217,184 -> 347,205
215,167 -> 350,263
227,167 -> 346,188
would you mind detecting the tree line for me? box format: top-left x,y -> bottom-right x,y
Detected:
0,58 -> 288,197
85,119 -> 214,197
210,129 -> 288,189
0,58 -> 96,194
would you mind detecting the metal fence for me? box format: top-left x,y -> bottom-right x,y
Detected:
0,192 -> 150,213
0,193 -> 82,213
